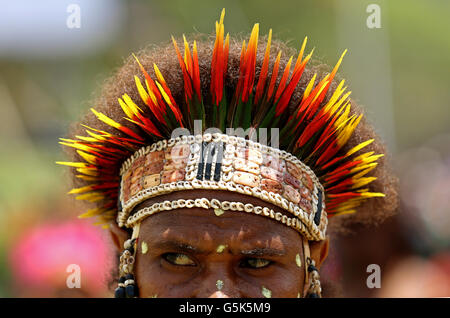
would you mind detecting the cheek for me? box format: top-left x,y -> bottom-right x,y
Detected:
270,269 -> 304,297
134,255 -> 159,297
239,267 -> 304,298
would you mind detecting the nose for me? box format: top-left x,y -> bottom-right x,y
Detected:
194,259 -> 241,298
194,265 -> 241,298
196,277 -> 239,298
208,291 -> 230,298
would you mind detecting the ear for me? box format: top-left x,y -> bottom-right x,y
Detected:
309,237 -> 329,270
108,221 -> 130,252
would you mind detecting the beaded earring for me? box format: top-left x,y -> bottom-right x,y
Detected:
305,258 -> 322,298
115,238 -> 139,298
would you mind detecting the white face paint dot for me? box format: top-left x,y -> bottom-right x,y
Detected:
216,244 -> 228,253
295,253 -> 302,267
214,208 -> 225,216
261,286 -> 272,298
216,280 -> 224,291
141,241 -> 148,254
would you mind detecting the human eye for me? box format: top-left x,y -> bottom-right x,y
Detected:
240,258 -> 273,269
163,253 -> 196,266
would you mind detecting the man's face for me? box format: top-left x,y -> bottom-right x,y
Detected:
133,201 -> 306,298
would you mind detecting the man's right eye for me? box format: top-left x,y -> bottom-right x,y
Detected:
163,253 -> 196,266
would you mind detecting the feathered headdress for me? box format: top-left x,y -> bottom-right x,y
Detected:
57,9 -> 384,236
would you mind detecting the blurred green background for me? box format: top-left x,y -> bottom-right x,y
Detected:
0,0 -> 449,297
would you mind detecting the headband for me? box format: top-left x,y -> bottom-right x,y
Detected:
118,133 -> 327,240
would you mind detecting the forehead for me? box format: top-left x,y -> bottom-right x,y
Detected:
139,208 -> 302,250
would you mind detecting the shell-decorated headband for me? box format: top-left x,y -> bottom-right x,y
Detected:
57,9 -> 385,241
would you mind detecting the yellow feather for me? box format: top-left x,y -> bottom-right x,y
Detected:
336,116 -> 356,146
75,174 -> 98,181
351,177 -> 377,189
76,192 -> 104,202
76,167 -> 99,176
135,76 -> 150,105
69,185 -> 96,195
352,165 -> 377,179
153,63 -> 167,86
359,192 -> 385,198
132,53 -> 144,70
249,23 -> 259,47
337,114 -> 363,147
330,49 -> 347,76
219,23 -> 224,51
155,81 -> 173,106
346,139 -> 374,157
81,124 -> 112,137
334,209 -> 357,216
124,118 -> 142,126
183,34 -> 190,71
336,203 -> 360,211
85,130 -> 106,141
334,103 -> 351,128
298,36 -> 308,62
123,94 -> 142,115
91,108 -> 121,129
350,162 -> 378,174
74,135 -> 100,143
55,161 -> 89,168
92,220 -> 107,226
353,151 -> 374,161
323,80 -> 345,113
78,208 -> 105,218
360,154 -> 384,165
302,73 -> 316,101
328,92 -> 351,116
59,142 -> 95,152
219,8 -> 225,25
59,137 -> 75,142
310,80 -> 329,105
77,150 -> 97,165
118,97 -> 134,118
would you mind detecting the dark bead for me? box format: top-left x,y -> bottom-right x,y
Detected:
314,190 -> 323,225
119,276 -> 126,284
196,162 -> 204,180
125,273 -> 134,280
117,183 -> 123,212
125,247 -> 134,254
308,293 -> 319,298
213,142 -> 224,181
308,264 -> 317,272
125,284 -> 138,298
205,162 -> 212,180
114,287 -> 126,298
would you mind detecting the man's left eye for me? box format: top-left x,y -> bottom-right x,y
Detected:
240,258 -> 273,269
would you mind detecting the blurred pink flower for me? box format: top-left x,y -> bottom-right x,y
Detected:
9,220 -> 113,294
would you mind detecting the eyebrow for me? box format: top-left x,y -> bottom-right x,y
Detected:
152,240 -> 209,255
151,239 -> 286,257
240,247 -> 286,257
